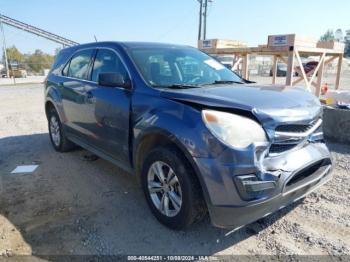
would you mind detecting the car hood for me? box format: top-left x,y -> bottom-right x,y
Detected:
160,84 -> 322,126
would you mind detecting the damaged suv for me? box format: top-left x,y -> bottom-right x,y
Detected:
45,42 -> 332,229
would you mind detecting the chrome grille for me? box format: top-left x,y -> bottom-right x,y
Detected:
269,118 -> 322,155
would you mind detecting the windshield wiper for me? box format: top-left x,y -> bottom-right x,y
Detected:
208,80 -> 245,85
154,84 -> 201,89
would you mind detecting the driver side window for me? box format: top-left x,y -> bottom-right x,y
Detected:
91,49 -> 129,83
67,49 -> 94,80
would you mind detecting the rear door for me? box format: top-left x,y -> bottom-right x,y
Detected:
60,48 -> 96,140
82,48 -> 132,164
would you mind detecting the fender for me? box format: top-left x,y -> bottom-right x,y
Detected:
45,81 -> 67,123
132,125 -> 212,207
131,99 -> 224,206
132,96 -> 226,160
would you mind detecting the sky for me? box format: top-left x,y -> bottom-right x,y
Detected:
0,0 -> 349,55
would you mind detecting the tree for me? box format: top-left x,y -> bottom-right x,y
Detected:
319,29 -> 350,57
319,30 -> 335,42
334,29 -> 344,42
2,45 -> 57,73
26,49 -> 55,73
345,38 -> 350,57
3,45 -> 25,64
54,47 -> 62,56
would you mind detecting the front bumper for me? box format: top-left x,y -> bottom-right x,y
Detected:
193,142 -> 332,228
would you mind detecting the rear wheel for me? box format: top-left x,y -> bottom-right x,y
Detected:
48,107 -> 75,152
141,146 -> 206,230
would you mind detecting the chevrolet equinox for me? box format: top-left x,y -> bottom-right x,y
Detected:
45,42 -> 332,229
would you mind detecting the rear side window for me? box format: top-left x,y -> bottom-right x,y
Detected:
67,49 -> 94,80
51,50 -> 70,76
91,49 -> 129,82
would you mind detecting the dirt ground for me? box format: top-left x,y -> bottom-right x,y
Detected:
0,84 -> 350,258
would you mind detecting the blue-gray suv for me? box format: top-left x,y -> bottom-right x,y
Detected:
45,42 -> 332,230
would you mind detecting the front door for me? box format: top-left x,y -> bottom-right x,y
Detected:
83,48 -> 132,164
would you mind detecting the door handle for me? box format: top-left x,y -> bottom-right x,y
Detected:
86,91 -> 95,103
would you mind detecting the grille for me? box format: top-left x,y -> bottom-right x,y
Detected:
269,118 -> 322,155
275,124 -> 312,133
269,143 -> 297,154
286,159 -> 331,188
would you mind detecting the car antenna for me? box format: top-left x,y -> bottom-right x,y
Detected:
94,35 -> 98,42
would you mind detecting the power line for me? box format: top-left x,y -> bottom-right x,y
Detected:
156,6 -> 197,41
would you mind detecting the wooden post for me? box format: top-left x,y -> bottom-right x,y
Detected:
316,53 -> 326,97
242,54 -> 249,80
294,49 -> 310,91
232,57 -> 242,73
335,54 -> 343,90
286,49 -> 295,86
309,52 -> 325,92
272,55 -> 278,84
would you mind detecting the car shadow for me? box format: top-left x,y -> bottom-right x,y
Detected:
0,133 -> 300,256
326,141 -> 350,154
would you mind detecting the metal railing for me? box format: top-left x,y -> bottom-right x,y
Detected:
0,14 -> 78,47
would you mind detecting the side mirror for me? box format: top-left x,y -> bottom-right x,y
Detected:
98,72 -> 131,89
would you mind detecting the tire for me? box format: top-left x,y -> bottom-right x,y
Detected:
141,146 -> 206,230
48,107 -> 75,152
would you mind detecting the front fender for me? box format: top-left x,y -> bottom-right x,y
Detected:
132,98 -> 221,207
132,97 -> 225,159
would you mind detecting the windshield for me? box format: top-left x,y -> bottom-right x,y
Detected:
129,47 -> 243,87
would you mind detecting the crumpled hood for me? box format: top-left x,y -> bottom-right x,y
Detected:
160,84 -> 322,125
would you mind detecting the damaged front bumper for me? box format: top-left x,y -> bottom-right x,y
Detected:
193,142 -> 332,228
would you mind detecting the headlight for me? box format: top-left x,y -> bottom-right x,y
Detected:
202,110 -> 267,148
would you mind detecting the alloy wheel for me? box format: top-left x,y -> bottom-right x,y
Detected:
50,115 -> 61,147
147,161 -> 182,217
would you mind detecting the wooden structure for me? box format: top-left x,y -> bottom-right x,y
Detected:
200,35 -> 345,97
198,39 -> 247,49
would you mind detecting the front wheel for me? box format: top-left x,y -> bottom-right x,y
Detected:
141,146 -> 206,230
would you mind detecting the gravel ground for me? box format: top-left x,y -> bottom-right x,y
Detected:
0,84 -> 349,258
0,76 -> 45,86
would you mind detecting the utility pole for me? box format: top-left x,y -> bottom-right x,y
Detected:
197,0 -> 211,41
197,0 -> 203,41
203,0 -> 208,40
0,16 -> 9,78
